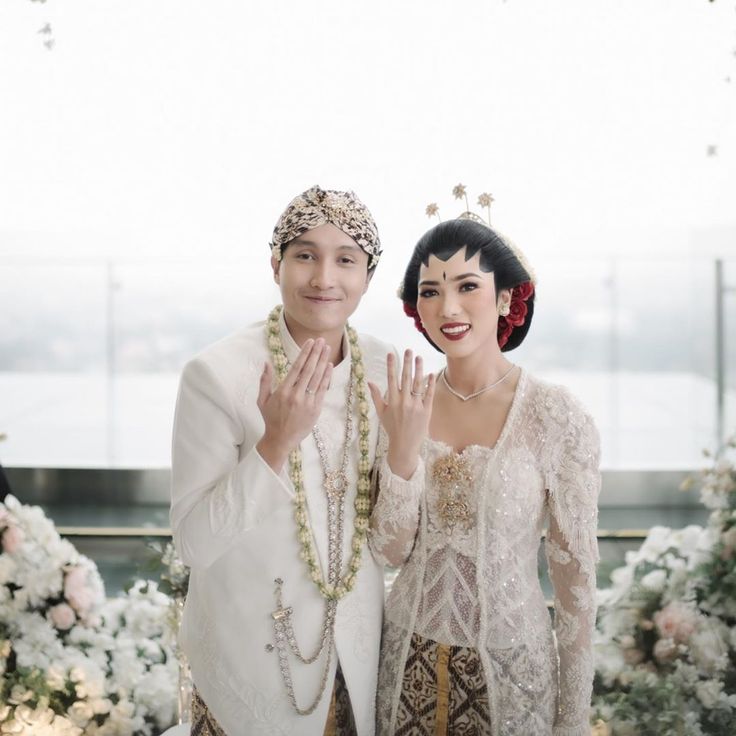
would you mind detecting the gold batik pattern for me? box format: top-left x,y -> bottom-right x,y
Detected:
394,632 -> 491,736
190,666 -> 357,736
191,687 -> 227,736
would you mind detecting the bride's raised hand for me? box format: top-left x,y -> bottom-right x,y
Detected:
368,350 -> 436,480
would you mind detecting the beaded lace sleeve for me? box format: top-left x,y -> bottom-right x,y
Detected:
544,396 -> 601,736
368,430 -> 424,568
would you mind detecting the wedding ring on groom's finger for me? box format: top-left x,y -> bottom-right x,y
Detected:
410,389 -> 424,397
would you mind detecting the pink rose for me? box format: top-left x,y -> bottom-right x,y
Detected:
1,525 -> 24,554
49,603 -> 76,630
64,566 -> 95,615
654,602 -> 697,644
623,647 -> 645,666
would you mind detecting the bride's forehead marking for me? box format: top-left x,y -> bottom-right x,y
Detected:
443,271 -> 447,281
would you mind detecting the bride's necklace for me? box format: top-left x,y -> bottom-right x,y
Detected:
441,364 -> 516,402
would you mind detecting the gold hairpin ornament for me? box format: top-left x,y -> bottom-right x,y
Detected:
423,184 -> 536,285
426,183 -> 496,227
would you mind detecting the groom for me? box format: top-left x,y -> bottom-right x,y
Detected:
170,186 -> 392,735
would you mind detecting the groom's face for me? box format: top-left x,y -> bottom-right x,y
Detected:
271,223 -> 372,341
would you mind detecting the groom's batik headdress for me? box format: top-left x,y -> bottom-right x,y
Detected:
270,185 -> 382,269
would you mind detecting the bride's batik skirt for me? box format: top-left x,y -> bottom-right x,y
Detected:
190,665 -> 357,735
393,631 -> 491,736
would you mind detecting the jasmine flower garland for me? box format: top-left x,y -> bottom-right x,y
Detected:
266,306 -> 372,601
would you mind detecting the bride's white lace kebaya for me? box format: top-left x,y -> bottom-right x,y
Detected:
369,370 -> 601,736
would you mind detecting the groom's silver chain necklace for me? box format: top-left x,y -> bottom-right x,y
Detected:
268,373 -> 355,715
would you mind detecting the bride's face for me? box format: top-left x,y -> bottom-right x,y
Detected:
416,248 -> 510,357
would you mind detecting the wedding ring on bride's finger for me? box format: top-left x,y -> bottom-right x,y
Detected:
411,389 -> 424,397
305,387 -> 315,395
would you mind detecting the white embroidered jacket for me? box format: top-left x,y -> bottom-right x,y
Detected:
370,370 -> 601,736
170,312 -> 393,736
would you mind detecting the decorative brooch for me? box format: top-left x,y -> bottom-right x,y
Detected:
431,452 -> 475,534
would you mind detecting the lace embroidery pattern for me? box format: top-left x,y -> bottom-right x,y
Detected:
370,372 -> 600,736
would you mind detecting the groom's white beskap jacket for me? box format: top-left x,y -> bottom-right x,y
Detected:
170,311 -> 392,735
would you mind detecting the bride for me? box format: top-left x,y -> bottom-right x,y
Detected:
368,217 -> 600,736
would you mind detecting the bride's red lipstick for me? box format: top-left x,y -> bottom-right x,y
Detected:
440,322 -> 471,341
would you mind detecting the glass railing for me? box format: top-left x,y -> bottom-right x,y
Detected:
0,255 -> 734,469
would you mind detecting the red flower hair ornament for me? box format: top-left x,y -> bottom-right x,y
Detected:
403,302 -> 426,336
497,281 -> 534,348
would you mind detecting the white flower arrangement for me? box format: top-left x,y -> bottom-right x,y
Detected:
593,437 -> 736,735
0,495 -> 178,735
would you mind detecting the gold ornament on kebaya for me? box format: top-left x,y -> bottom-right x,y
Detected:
431,452 -> 475,534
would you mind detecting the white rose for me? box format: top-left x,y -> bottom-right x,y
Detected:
66,701 -> 94,727
653,637 -> 678,663
0,555 -> 17,586
107,698 -> 144,736
695,679 -> 723,709
638,526 -> 674,562
46,665 -> 67,691
671,525 -> 704,557
640,569 -> 667,592
609,564 -> 633,591
689,622 -> 730,676
89,698 -> 112,715
663,553 -> 686,572
8,684 -> 33,704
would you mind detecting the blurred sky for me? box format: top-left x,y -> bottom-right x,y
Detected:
1,1 -> 736,468
1,0 -> 735,275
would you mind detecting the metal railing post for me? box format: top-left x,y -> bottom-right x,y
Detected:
715,259 -> 725,454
